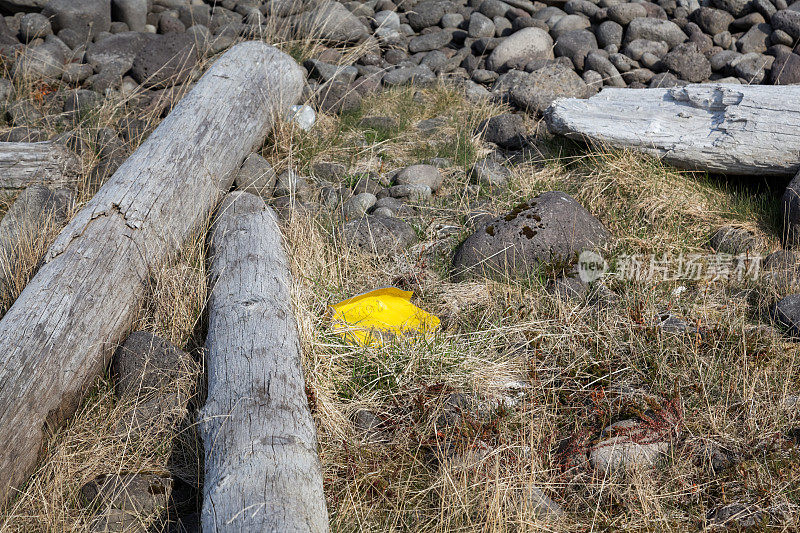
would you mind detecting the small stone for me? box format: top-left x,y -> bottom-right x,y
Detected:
373,10 -> 400,30
61,63 -> 93,84
340,215 -> 418,254
441,13 -> 464,28
469,11 -> 496,38
510,63 -> 588,114
80,473 -> 172,532
233,153 -> 276,197
408,29 -> 453,53
359,115 -> 398,130
304,58 -> 358,84
709,226 -> 756,254
19,13 -> 51,42
470,157 -> 511,188
130,32 -> 198,89
691,7 -> 734,35
353,176 -> 383,195
63,89 -> 103,115
773,294 -> 800,336
607,3 -> 648,25
624,18 -> 688,48
112,0 -> 147,32
596,20 -> 623,48
274,169 -> 311,200
476,113 -> 527,149
554,29 -> 598,70
388,183 -> 432,201
707,503 -> 765,530
394,164 -> 443,192
317,80 -> 362,114
662,42 -> 712,82
312,161 -> 347,182
342,192 -> 377,219
589,419 -> 670,472
12,43 -> 64,80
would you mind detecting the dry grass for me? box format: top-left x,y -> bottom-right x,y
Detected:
0,30 -> 798,533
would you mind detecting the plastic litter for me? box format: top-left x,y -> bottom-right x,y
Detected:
287,104 -> 316,131
330,288 -> 440,346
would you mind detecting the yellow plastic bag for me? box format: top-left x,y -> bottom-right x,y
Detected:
330,287 -> 440,346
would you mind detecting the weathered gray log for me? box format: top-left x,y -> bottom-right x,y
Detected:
201,192 -> 328,532
0,142 -> 80,190
545,84 -> 800,176
0,42 -> 303,508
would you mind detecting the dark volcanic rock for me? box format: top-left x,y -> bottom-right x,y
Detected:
661,42 -> 712,82
452,191 -> 610,280
43,0 -> 111,42
340,215 -> 418,254
476,113 -> 528,149
509,63 -> 587,114
130,33 -> 198,89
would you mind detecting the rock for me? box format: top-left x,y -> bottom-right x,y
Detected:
441,12 -> 464,28
373,10 -> 400,30
342,192 -> 378,219
0,185 -> 70,266
340,215 -> 418,254
607,3 -> 648,25
274,169 -> 311,200
452,191 -> 610,280
709,226 -> 756,254
233,153 -> 276,197
712,0 -> 753,18
624,18 -> 688,48
313,161 -> 347,182
291,0 -> 370,44
470,157 -> 511,188
63,89 -> 103,115
596,20 -> 623,48
62,62 -> 94,84
352,409 -> 388,442
304,59 -> 358,84
662,42 -> 712,82
394,164 -> 443,191
770,49 -> 800,84
18,13 -> 51,42
12,43 -> 64,80
382,65 -> 436,86
353,176 -> 382,195
407,0 -> 449,30
408,29 -> 453,53
547,274 -> 588,300
510,63 -> 588,114
526,487 -> 564,518
287,104 -> 316,131
773,9 -> 800,39
130,33 -> 198,89
80,473 -> 172,533
589,419 -> 670,472
476,113 -> 528,149
549,14 -> 591,39
624,38 -> 670,60
317,80 -> 362,114
732,52 -> 771,83
691,7 -> 734,35
177,4 -> 210,28
85,31 -> 147,76
737,22 -> 771,53
388,183 -> 432,201
554,29 -> 598,70
585,51 -> 626,86
42,0 -> 111,42
469,12 -> 496,38
486,27 -> 554,72
159,13 -> 186,34
707,503 -> 766,529
0,78 -> 13,102
111,0 -> 147,32
480,0 -> 514,19
773,294 -> 800,336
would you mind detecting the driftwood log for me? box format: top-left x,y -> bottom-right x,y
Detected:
201,192 -> 328,532
0,42 -> 303,507
0,141 -> 79,190
545,84 -> 800,176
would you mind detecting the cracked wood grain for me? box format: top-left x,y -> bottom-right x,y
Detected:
545,84 -> 800,176
201,192 -> 329,532
0,41 -> 303,508
0,142 -> 79,190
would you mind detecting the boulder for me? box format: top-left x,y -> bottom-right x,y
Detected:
452,191 -> 609,280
